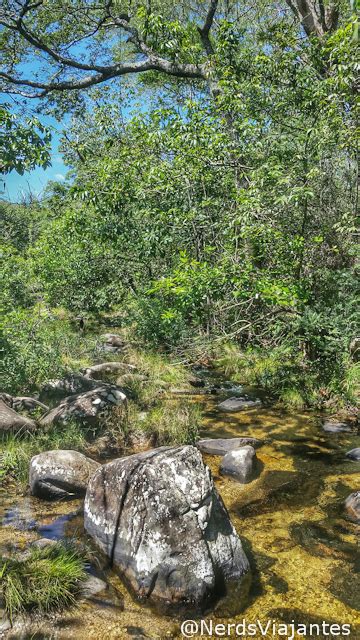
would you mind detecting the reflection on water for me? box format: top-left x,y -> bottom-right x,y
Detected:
1,385 -> 359,639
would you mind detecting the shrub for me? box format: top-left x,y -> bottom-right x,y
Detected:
2,308 -> 96,395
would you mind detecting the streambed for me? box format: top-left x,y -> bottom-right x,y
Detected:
1,386 -> 359,639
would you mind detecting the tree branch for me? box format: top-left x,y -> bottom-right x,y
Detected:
198,0 -> 219,55
284,0 -> 338,37
0,3 -> 206,98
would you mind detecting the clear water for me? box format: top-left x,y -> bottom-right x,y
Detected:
1,388 -> 359,639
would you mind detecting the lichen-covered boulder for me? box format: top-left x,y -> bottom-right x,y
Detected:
39,386 -> 127,428
84,445 -> 250,613
30,450 -> 100,499
42,374 -> 98,397
220,446 -> 257,483
0,399 -> 37,435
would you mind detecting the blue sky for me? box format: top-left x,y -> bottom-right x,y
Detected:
2,115 -> 69,203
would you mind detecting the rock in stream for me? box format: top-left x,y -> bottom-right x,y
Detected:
30,450 -> 101,499
84,445 -> 250,613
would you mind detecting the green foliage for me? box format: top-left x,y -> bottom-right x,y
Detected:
0,543 -> 86,621
2,309 -> 96,395
0,106 -> 51,175
136,400 -> 201,446
0,0 -> 357,409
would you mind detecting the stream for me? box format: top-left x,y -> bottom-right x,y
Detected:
1,381 -> 359,639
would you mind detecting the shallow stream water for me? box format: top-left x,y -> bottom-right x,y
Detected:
1,384 -> 359,639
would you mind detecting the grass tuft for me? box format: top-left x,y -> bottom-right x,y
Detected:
0,542 -> 87,622
133,400 -> 201,446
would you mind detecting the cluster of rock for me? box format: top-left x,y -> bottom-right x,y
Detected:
197,437 -> 262,484
39,385 -> 127,428
1,343 -> 131,435
28,445 -> 251,614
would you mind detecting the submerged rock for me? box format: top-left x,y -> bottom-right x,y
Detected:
218,396 -> 262,412
345,448 -> 360,461
81,575 -> 108,599
197,437 -> 262,456
30,450 -> 100,499
344,491 -> 360,523
39,385 -> 127,428
322,421 -> 352,433
220,446 -> 257,483
84,445 -> 250,613
0,399 -> 37,435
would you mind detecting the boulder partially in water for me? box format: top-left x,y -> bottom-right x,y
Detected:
345,448 -> 360,461
30,450 -> 100,499
197,437 -> 262,456
322,421 -> 352,433
84,445 -> 250,613
218,396 -> 262,412
344,491 -> 360,524
220,446 -> 257,483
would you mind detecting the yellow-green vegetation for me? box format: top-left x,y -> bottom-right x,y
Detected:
118,347 -> 190,407
213,342 -> 359,409
0,542 -> 87,621
132,400 -> 201,446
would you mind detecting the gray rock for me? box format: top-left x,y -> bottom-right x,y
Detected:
0,392 -> 14,407
220,446 -> 257,483
84,445 -> 250,613
29,450 -> 100,499
323,421 -> 352,433
346,448 -> 360,461
12,396 -> 49,413
43,373 -> 98,396
0,399 -> 37,435
102,333 -> 125,348
81,575 -> 108,598
83,362 -> 136,381
197,437 -> 262,456
344,491 -> 360,523
218,396 -> 262,412
31,537 -> 57,549
39,385 -> 127,428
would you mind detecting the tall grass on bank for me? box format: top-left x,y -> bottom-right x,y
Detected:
0,542 -> 86,622
132,400 -> 201,446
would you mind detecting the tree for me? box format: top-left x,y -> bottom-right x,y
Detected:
0,105 -> 51,174
0,0 -> 344,102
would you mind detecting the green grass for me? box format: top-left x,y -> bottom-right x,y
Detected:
132,399 -> 201,446
0,542 -> 87,622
